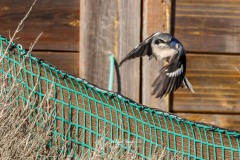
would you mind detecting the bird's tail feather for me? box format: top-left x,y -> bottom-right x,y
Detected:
183,77 -> 195,93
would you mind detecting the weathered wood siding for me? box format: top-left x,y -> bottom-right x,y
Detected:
174,0 -> 240,131
174,0 -> 240,53
0,0 -> 79,76
80,0 -> 141,102
141,0 -> 171,110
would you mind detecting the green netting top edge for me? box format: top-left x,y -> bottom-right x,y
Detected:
1,35 -> 240,138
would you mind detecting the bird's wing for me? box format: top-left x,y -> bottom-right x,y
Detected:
151,54 -> 186,98
119,33 -> 160,66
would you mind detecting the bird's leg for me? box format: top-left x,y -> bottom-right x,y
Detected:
149,54 -> 158,61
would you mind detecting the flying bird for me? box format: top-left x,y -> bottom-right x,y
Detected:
119,32 -> 194,98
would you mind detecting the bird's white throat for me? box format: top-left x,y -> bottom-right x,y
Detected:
153,47 -> 177,60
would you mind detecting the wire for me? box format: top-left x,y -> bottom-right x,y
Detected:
108,53 -> 115,91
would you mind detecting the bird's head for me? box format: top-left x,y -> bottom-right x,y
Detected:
151,33 -> 184,61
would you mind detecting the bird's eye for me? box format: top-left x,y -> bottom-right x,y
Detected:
155,39 -> 165,45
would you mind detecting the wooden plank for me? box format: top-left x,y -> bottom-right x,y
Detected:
117,1 -> 141,102
175,0 -> 240,53
32,51 -> 79,77
0,0 -> 79,51
177,113 -> 240,132
141,0 -> 172,110
80,1 -> 117,92
173,53 -> 240,113
80,0 -> 141,102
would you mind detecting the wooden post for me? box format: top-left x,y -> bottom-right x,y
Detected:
141,0 -> 172,110
80,0 -> 141,102
117,1 -> 141,102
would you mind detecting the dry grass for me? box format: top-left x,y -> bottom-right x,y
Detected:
0,65 -> 66,159
89,137 -> 169,160
0,68 -> 169,160
0,0 -> 173,159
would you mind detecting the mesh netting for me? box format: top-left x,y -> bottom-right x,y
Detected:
0,35 -> 239,159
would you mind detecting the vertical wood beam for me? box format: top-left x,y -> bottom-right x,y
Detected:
141,0 -> 172,110
117,1 -> 141,102
80,0 -> 141,102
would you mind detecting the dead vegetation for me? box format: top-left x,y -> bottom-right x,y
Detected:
0,70 -> 167,159
0,0 -> 171,159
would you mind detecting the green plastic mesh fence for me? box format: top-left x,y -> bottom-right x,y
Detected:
0,35 -> 240,159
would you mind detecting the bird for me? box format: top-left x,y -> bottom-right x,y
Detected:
119,32 -> 194,98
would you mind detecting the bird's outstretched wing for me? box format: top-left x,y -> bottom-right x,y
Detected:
152,54 -> 186,98
119,33 -> 160,66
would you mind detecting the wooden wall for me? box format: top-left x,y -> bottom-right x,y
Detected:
0,0 -> 80,76
80,0 -> 171,106
173,0 -> 240,131
80,0 -> 141,102
1,0 -> 240,131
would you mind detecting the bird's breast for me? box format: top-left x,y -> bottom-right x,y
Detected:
153,47 -> 178,60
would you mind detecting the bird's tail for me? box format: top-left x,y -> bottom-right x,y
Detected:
183,77 -> 195,93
